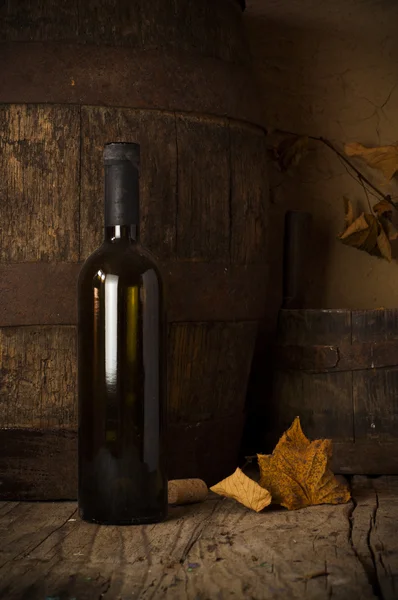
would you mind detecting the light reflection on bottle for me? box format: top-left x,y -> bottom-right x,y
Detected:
142,269 -> 159,472
105,274 -> 119,391
126,286 -> 139,407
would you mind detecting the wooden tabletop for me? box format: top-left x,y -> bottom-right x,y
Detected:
0,477 -> 397,599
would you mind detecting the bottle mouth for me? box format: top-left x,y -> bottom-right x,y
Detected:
104,142 -> 140,165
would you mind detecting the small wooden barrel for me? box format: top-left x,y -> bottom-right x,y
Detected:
272,308 -> 398,475
0,0 -> 268,498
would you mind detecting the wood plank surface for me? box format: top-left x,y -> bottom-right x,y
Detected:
0,44 -> 264,125
351,477 -> 398,600
0,326 -> 77,429
274,341 -> 398,372
3,477 -> 398,599
0,263 -> 80,327
272,370 -> 354,443
0,262 -> 267,326
354,367 -> 398,442
0,0 -> 247,63
175,114 -> 230,261
0,416 -> 246,501
80,109 -> 268,263
274,308 -> 398,473
229,122 -> 268,263
350,309 -> 398,343
167,322 -> 257,421
0,429 -> 77,500
80,107 -> 178,260
369,477 -> 398,599
277,309 -> 352,346
0,104 -> 79,262
80,106 -> 140,259
332,442 -> 398,475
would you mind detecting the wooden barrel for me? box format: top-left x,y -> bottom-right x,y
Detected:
0,0 -> 268,498
272,308 -> 398,475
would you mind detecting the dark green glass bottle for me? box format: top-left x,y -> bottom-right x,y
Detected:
78,142 -> 167,525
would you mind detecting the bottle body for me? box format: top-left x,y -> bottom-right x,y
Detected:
78,143 -> 167,525
78,235 -> 167,524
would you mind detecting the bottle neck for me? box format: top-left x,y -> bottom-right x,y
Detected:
105,224 -> 139,242
104,151 -> 140,238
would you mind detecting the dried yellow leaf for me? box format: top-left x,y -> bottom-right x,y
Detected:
210,467 -> 271,513
345,142 -> 398,180
258,417 -> 351,511
343,196 -> 354,227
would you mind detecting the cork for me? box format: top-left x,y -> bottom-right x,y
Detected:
168,479 -> 208,505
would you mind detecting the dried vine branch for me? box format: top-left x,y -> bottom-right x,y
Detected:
273,129 -> 398,262
275,129 -> 397,211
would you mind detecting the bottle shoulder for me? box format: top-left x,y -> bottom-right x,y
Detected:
78,242 -> 163,286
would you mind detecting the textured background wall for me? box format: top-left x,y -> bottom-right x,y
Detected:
242,0 -> 398,447
245,0 -> 398,314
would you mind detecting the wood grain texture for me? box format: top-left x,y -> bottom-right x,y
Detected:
0,501 -> 77,566
229,122 -> 268,263
80,106 -> 140,259
81,108 -> 268,263
0,327 -> 76,429
272,370 -> 354,443
273,308 -> 398,473
0,262 -> 267,326
140,0 -> 247,63
0,429 -> 77,500
354,367 -> 398,441
164,262 -> 267,322
167,322 -> 257,421
0,44 -> 265,126
139,112 -> 178,257
0,0 -> 269,499
1,481 -> 391,599
80,107 -> 177,260
0,104 -> 79,262
351,477 -> 398,599
274,341 -> 398,372
167,415 -> 245,484
277,309 -> 352,345
0,415 -> 245,500
175,114 -> 230,261
351,309 -> 398,343
368,477 -> 398,599
351,310 -> 398,444
0,0 -> 79,41
0,263 -> 80,326
0,0 -> 247,64
332,443 -> 398,474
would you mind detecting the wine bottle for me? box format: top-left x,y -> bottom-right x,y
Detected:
78,142 -> 167,525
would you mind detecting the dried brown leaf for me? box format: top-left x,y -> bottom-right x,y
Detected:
258,417 -> 351,511
345,142 -> 398,180
338,200 -> 395,261
210,468 -> 271,513
339,211 -> 369,240
373,199 -> 393,218
386,220 -> 398,241
276,136 -> 309,172
338,212 -> 383,257
377,227 -> 392,262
